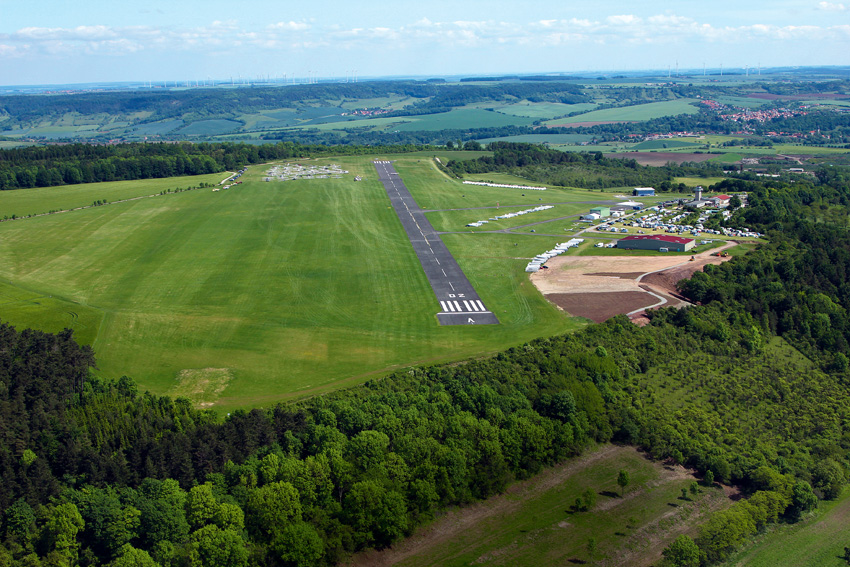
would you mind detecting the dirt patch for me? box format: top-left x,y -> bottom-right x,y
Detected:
587,271 -> 644,280
168,367 -> 233,408
606,152 -> 717,166
530,244 -> 736,323
547,291 -> 658,323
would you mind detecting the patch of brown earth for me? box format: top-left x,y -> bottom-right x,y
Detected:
587,271 -> 645,280
531,243 -> 737,323
547,291 -> 658,323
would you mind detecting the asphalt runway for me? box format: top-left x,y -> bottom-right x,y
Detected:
374,161 -> 499,326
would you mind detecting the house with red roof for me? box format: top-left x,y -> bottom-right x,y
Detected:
617,234 -> 695,252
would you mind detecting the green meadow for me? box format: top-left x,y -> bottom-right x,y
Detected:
0,155 -> 583,411
0,173 -> 230,218
382,445 -> 731,567
543,99 -> 700,125
722,489 -> 850,567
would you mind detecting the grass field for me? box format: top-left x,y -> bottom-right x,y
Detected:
491,102 -> 598,119
543,99 -> 700,125
674,176 -> 729,187
354,445 -> 733,567
0,173 -> 231,218
0,155 -> 581,411
393,108 -> 537,131
723,488 -> 850,567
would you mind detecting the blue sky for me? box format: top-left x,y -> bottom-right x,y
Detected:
0,0 -> 848,85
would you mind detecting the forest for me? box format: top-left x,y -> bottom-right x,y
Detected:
2,155 -> 850,565
443,141 -> 726,190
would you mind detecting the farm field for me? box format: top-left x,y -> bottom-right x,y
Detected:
349,445 -> 735,567
722,488 -> 850,567
674,176 -> 729,187
543,99 -> 700,125
0,154 -> 582,411
490,101 -> 598,119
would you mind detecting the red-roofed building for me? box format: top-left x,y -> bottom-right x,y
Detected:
711,194 -> 732,207
617,234 -> 695,252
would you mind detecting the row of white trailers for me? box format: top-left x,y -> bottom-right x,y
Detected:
467,205 -> 553,227
525,238 -> 584,272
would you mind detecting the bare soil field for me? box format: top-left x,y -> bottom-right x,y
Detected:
531,244 -> 735,323
606,152 -> 718,166
547,291 -> 657,322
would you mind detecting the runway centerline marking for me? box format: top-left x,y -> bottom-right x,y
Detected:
374,161 -> 498,326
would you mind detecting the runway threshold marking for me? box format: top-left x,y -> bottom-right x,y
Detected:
374,161 -> 498,326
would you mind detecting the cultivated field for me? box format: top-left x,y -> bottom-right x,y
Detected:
544,99 -> 700,126
0,155 -> 586,411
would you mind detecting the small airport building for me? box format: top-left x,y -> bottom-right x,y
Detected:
590,206 -> 611,217
617,234 -> 695,252
633,187 -> 655,197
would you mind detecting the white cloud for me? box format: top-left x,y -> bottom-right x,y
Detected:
606,15 -> 642,26
1,13 -> 848,66
269,21 -> 310,31
818,1 -> 846,10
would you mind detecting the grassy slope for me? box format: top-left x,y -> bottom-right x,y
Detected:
354,445 -> 731,567
723,489 -> 850,567
0,155 -> 577,411
0,173 -> 231,218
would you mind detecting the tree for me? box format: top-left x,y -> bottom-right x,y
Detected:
662,535 -> 700,567
188,525 -> 248,567
689,481 -> 699,497
703,470 -> 715,487
788,480 -> 818,521
185,483 -> 219,530
812,459 -> 845,500
617,469 -> 630,497
109,545 -> 159,567
271,522 -> 324,567
43,503 -> 84,566
130,479 -> 189,550
246,481 -> 302,541
586,537 -> 597,561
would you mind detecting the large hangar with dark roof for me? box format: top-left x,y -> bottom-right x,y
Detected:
617,234 -> 695,252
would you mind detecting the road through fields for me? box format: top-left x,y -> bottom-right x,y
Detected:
374,161 -> 498,326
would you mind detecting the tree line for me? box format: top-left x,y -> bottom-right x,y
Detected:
0,142 -> 426,190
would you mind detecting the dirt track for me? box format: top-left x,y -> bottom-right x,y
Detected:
531,243 -> 736,323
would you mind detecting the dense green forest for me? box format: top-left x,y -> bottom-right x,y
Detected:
2,158 -> 850,565
444,141 -> 726,190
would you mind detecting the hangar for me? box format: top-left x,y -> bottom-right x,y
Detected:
617,234 -> 695,252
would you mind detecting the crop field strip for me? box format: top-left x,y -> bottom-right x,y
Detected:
374,160 -> 498,325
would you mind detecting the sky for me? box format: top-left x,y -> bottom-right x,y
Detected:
0,0 -> 848,86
